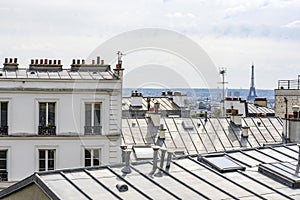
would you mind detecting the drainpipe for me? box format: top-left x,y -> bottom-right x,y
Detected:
149,146 -> 160,175
155,148 -> 167,177
296,144 -> 300,174
121,149 -> 132,174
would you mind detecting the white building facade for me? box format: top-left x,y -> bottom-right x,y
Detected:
0,57 -> 124,181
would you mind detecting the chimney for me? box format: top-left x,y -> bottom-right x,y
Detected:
158,124 -> 166,140
101,60 -> 104,65
58,60 -> 61,65
44,59 -> 48,65
3,57 -> 19,70
31,59 -> 34,65
121,149 -> 132,174
53,60 -> 57,65
154,102 -> 160,113
165,150 -> 174,173
82,59 -> 85,64
97,56 -> 100,64
149,146 -> 160,175
155,147 -> 167,177
147,97 -> 151,111
130,91 -> 143,107
92,60 -> 95,65
40,59 -> 43,64
49,60 -> 52,65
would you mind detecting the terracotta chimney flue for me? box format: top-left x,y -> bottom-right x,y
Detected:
4,58 -> 8,63
92,60 -> 95,65
14,58 -> 17,63
9,58 -> 13,63
44,59 -> 48,64
72,59 -> 75,65
101,60 -> 104,65
77,59 -> 80,65
53,60 -> 57,65
49,60 -> 52,65
82,59 -> 85,64
35,59 -> 38,64
31,59 -> 34,64
58,60 -> 61,65
40,59 -> 43,64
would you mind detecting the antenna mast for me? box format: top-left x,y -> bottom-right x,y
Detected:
219,68 -> 228,117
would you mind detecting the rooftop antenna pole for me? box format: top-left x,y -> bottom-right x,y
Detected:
219,68 -> 228,117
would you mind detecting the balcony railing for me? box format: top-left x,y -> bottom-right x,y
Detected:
0,126 -> 8,135
278,75 -> 300,89
84,126 -> 102,135
38,126 -> 56,135
0,171 -> 8,181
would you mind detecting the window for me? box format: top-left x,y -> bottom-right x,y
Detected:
0,150 -> 7,181
39,102 -> 56,135
200,155 -> 245,173
85,103 -> 101,135
39,149 -> 55,171
84,149 -> 101,167
0,102 -> 8,135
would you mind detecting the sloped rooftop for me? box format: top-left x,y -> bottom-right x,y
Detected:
0,68 -> 117,80
248,103 -> 275,117
122,97 -> 180,111
122,117 -> 283,156
1,144 -> 300,199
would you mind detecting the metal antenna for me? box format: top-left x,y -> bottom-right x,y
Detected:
219,68 -> 228,117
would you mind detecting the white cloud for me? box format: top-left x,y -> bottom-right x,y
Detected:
285,20 -> 300,28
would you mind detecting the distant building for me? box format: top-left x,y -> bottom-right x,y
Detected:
275,75 -> 300,118
0,56 -> 124,181
122,90 -> 190,118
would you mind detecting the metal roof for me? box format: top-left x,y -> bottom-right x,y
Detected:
122,97 -> 180,111
1,143 -> 300,199
247,103 -> 275,116
0,68 -> 117,80
122,117 -> 283,156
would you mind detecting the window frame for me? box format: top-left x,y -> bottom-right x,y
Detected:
35,146 -> 58,172
0,99 -> 10,135
82,97 -> 108,135
35,99 -> 59,135
38,149 -> 56,172
84,148 -> 101,167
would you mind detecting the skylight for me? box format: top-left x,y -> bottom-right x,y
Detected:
200,155 -> 245,173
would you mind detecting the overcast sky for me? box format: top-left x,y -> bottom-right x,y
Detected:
0,0 -> 299,89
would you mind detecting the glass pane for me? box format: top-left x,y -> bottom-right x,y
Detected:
85,159 -> 91,167
94,103 -> 101,126
0,160 -> 6,170
93,158 -> 100,166
48,160 -> 55,170
93,149 -> 100,166
85,104 -> 92,126
39,150 -> 45,159
39,160 -> 45,171
1,102 -> 7,126
48,103 -> 55,126
48,150 -> 55,159
0,150 -> 6,159
85,149 -> 91,158
39,103 -> 46,126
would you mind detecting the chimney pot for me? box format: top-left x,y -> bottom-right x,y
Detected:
49,60 -> 52,65
77,59 -> 80,65
58,60 -> 61,65
97,56 -> 100,64
82,59 -> 85,64
53,60 -> 57,65
72,59 -> 75,65
4,58 -> 8,63
101,59 -> 104,65
9,58 -> 13,63
31,59 -> 34,64
35,59 -> 38,64
149,146 -> 160,175
92,60 -> 95,65
44,59 -> 48,65
121,149 -> 132,174
165,151 -> 174,172
14,58 -> 17,63
40,59 -> 43,65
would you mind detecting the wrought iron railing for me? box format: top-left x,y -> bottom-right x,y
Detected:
84,126 -> 102,135
278,75 -> 300,89
0,171 -> 8,181
0,126 -> 8,135
38,126 -> 56,135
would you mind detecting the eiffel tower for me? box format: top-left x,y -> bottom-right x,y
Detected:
247,64 -> 257,101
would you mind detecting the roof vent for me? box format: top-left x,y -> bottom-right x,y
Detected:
182,120 -> 194,130
116,183 -> 128,192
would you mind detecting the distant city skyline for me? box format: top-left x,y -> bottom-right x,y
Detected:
0,0 -> 299,89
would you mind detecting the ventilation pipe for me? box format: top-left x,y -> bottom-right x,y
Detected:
165,150 -> 174,173
121,149 -> 132,174
149,146 -> 160,175
154,102 -> 160,113
155,147 -> 167,177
